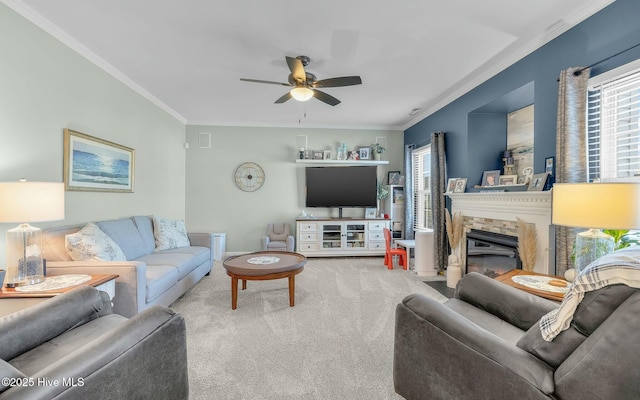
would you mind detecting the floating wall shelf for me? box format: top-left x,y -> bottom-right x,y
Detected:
295,159 -> 389,165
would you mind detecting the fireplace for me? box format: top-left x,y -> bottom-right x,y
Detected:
465,229 -> 521,278
447,191 -> 553,275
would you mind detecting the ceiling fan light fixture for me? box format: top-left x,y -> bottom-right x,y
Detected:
290,86 -> 314,102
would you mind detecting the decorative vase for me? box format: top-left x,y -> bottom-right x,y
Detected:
446,254 -> 462,288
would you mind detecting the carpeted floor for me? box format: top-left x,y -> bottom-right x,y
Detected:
171,257 -> 447,400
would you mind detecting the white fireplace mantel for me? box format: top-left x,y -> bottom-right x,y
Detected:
447,191 -> 554,275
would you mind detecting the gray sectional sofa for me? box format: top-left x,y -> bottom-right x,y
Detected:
42,215 -> 214,318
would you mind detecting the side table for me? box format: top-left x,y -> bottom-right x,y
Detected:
494,269 -> 568,302
0,274 -> 118,317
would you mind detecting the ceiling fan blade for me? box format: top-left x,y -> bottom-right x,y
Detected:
240,78 -> 291,86
275,92 -> 292,104
313,90 -> 341,106
313,76 -> 362,88
286,56 -> 306,84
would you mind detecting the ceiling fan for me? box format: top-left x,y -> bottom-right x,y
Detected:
240,55 -> 362,106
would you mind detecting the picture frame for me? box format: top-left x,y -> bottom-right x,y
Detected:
446,178 -> 458,193
358,147 -> 370,160
64,129 -> 135,192
545,156 -> 555,176
481,170 -> 501,187
498,175 -> 518,186
453,178 -> 467,193
527,172 -> 549,191
365,207 -> 377,219
323,150 -> 332,160
312,150 -> 324,160
347,150 -> 360,160
388,171 -> 401,185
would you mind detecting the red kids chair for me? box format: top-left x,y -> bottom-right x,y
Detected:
384,228 -> 407,270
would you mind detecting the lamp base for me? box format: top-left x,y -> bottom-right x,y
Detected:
574,228 -> 614,272
5,223 -> 45,287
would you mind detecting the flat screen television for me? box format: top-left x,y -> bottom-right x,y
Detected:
305,166 -> 377,209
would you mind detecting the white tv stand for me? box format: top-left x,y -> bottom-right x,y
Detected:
296,218 -> 390,257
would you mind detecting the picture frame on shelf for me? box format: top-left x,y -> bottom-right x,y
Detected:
347,150 -> 360,160
528,172 -> 549,191
64,128 -> 135,192
323,150 -> 332,160
388,171 -> 401,185
358,147 -> 370,160
446,178 -> 458,193
545,156 -> 555,176
365,208 -> 377,219
453,178 -> 467,193
498,175 -> 518,186
481,170 -> 501,187
544,156 -> 555,190
313,150 -> 324,160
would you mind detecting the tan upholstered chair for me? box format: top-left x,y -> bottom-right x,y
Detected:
261,223 -> 295,252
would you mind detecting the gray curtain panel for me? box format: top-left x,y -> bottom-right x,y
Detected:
430,132 -> 447,272
555,66 -> 590,275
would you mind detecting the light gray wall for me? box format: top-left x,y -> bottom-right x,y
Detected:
0,4 -> 186,259
185,125 -> 404,253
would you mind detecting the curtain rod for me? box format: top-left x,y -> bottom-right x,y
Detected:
572,42 -> 640,77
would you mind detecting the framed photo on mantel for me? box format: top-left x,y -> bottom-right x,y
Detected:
481,170 -> 500,187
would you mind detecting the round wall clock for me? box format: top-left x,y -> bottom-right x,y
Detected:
233,162 -> 265,192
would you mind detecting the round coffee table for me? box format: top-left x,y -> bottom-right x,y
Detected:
222,251 -> 306,310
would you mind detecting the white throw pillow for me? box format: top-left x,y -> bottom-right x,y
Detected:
65,223 -> 127,261
153,216 -> 190,251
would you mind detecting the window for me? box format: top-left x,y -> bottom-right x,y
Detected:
412,144 -> 432,230
587,59 -> 640,182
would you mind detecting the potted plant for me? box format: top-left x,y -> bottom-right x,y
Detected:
370,143 -> 386,160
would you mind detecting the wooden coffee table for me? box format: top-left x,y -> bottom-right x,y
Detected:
494,269 -> 568,302
223,251 -> 306,310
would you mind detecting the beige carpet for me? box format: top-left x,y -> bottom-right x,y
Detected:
171,257 -> 447,400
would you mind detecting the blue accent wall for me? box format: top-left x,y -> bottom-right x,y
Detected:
405,0 -> 640,187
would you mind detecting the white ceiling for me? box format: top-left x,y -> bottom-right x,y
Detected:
4,0 -> 614,130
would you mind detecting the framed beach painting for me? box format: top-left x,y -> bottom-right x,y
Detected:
64,129 -> 135,192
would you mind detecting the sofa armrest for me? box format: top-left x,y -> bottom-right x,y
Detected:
45,260 -> 147,318
394,293 -> 554,400
0,306 -> 188,400
0,287 -> 108,361
188,232 -> 216,264
187,232 -> 213,249
455,272 -> 558,331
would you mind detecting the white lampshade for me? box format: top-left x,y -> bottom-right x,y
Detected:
290,86 -> 314,102
552,182 -> 640,230
0,181 -> 65,287
0,181 -> 65,223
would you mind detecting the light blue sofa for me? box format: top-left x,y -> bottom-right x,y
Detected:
42,216 -> 214,318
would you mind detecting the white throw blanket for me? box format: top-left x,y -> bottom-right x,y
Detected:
539,247 -> 640,341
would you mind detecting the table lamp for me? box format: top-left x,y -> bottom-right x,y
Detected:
552,182 -> 640,272
0,181 -> 65,287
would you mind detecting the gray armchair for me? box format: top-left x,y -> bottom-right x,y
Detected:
393,272 -> 640,400
0,286 -> 188,399
261,223 -> 294,252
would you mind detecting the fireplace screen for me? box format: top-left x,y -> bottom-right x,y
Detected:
465,229 -> 521,278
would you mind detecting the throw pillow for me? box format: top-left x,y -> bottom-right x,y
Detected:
65,223 -> 127,261
153,216 -> 190,251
